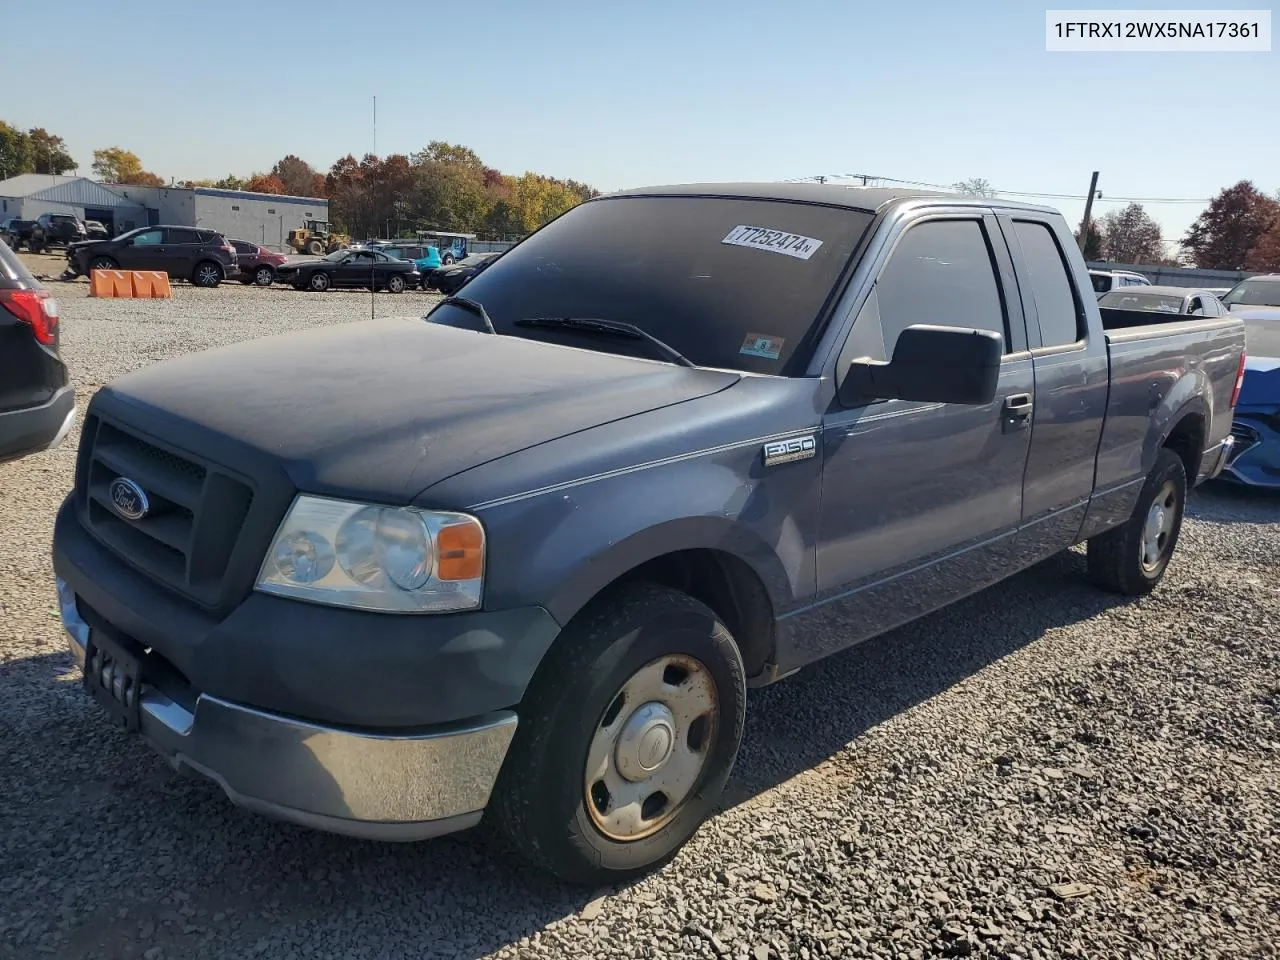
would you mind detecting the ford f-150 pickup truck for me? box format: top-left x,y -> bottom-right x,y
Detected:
53,183 -> 1247,885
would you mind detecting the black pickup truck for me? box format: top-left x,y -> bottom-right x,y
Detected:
53,183 -> 1246,884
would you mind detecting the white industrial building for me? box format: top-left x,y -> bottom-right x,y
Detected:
0,175 -> 328,249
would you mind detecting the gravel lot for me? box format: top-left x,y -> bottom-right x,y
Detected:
2,259 -> 1279,959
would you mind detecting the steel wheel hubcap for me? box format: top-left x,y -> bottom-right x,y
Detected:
584,653 -> 717,841
1141,479 -> 1177,571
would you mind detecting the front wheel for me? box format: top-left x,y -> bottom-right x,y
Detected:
492,583 -> 747,885
253,265 -> 274,286
1087,447 -> 1187,595
88,256 -> 118,273
308,271 -> 330,292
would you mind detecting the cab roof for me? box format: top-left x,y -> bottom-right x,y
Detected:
600,181 -> 1058,215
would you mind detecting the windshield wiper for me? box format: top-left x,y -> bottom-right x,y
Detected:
439,296 -> 496,334
515,317 -> 695,368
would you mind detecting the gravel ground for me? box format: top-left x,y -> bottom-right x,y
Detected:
2,262 -> 1279,959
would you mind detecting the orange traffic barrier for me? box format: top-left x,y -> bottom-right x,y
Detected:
90,269 -> 133,298
130,271 -> 172,299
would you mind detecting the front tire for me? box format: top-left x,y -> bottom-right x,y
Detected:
1087,447 -> 1187,595
492,583 -> 747,885
308,271 -> 330,292
88,256 -> 118,273
253,265 -> 274,286
307,239 -> 324,256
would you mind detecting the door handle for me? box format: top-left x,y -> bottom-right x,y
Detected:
1002,393 -> 1034,432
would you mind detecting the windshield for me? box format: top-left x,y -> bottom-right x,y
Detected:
426,195 -> 874,374
1090,273 -> 1111,293
1222,279 -> 1280,308
323,250 -> 350,262
1099,291 -> 1187,313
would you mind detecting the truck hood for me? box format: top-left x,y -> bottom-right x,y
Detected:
96,317 -> 740,501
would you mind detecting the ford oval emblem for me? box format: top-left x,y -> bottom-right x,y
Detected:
108,477 -> 150,521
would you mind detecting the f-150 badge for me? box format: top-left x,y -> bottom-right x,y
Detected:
762,435 -> 817,467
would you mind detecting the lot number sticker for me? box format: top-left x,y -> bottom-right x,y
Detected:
722,225 -> 824,260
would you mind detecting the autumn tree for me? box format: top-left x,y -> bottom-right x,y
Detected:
27,128 -> 75,175
91,147 -> 163,186
243,173 -> 286,194
0,121 -> 31,180
270,154 -> 323,196
1183,181 -> 1280,270
1245,222 -> 1280,271
951,177 -> 997,198
1074,218 -> 1103,261
1100,203 -> 1163,264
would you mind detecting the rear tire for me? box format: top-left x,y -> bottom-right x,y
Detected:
1087,448 -> 1186,596
192,261 -> 223,288
386,274 -> 406,293
492,583 -> 747,885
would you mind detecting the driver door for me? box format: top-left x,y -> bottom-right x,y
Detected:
119,228 -> 166,271
338,250 -> 375,287
804,214 -> 1035,664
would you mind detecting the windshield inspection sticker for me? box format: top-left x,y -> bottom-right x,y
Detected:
722,225 -> 824,260
740,333 -> 785,360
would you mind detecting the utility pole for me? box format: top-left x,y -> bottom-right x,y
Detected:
1077,170 -> 1100,254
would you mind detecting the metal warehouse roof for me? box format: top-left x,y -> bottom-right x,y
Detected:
0,174 -> 84,198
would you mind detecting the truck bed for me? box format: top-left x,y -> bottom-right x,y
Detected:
1094,314 -> 1246,498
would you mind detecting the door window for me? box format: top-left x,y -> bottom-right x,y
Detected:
130,230 -> 164,246
875,219 -> 1009,357
1011,220 -> 1084,347
164,228 -> 201,245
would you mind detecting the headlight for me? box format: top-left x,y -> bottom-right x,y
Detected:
256,496 -> 485,613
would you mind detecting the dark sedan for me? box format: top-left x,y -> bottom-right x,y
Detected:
67,226 -> 240,287
275,248 -> 418,293
427,252 -> 500,295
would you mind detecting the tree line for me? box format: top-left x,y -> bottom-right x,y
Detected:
1,119 -> 597,241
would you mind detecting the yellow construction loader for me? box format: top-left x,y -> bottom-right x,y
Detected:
288,220 -> 350,256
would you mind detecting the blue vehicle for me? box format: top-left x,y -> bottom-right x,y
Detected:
417,232 -> 476,264
1220,275 -> 1280,488
378,243 -> 443,287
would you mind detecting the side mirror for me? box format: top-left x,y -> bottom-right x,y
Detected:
838,324 -> 1003,406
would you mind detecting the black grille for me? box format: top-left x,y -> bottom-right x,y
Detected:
1229,421 -> 1261,461
79,415 -> 255,607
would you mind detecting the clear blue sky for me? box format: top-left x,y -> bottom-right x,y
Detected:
7,0 -> 1277,247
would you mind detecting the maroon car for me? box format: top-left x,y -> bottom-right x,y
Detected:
231,240 -> 290,287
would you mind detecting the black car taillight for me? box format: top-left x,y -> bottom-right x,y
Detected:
0,288 -> 58,346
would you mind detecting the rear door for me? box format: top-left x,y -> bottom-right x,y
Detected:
162,227 -> 204,278
812,212 -> 1036,659
997,215 -> 1109,561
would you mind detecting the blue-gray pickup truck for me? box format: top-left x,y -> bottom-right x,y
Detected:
53,183 -> 1247,884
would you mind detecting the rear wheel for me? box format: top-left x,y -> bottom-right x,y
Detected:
492,583 -> 747,885
1087,448 -> 1186,595
192,261 -> 223,288
386,274 -> 406,293
308,271 -> 331,292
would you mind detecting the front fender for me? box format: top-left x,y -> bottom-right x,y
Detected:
473,452 -> 819,627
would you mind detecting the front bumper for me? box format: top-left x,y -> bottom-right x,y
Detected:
57,576 -> 519,840
1219,409 -> 1280,489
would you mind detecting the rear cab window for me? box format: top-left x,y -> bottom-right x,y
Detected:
1011,220 -> 1084,348
427,195 -> 875,374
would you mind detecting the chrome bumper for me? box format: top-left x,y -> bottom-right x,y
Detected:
57,578 -> 517,841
